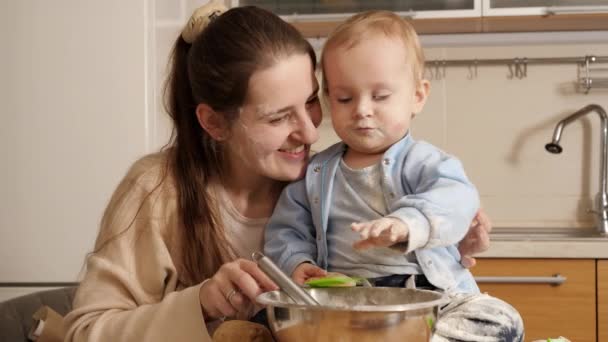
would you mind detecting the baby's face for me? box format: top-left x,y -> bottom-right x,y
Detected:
323,35 -> 428,159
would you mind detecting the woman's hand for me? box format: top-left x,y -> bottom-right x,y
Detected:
198,258 -> 278,321
292,262 -> 326,285
458,209 -> 492,268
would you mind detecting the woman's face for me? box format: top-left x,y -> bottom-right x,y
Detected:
224,53 -> 322,182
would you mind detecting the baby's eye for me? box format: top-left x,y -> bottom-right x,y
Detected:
373,93 -> 391,101
337,97 -> 352,104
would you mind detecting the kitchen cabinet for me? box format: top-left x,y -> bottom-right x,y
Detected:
234,0 -> 482,19
599,260 -> 608,342
233,0 -> 608,36
481,0 -> 608,33
472,259 -> 596,342
483,0 -> 608,16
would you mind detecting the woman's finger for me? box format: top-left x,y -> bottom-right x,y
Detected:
241,259 -> 279,291
227,290 -> 250,310
217,289 -> 237,318
236,260 -> 279,299
232,272 -> 263,301
205,279 -> 237,318
217,261 -> 259,313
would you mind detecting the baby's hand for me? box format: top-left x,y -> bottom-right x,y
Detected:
292,263 -> 326,285
351,217 -> 409,250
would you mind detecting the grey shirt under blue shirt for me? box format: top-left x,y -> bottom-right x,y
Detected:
265,133 -> 481,293
328,159 -> 421,278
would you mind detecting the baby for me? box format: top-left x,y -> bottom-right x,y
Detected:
265,10 -> 479,294
264,11 -> 524,342
263,10 -> 524,341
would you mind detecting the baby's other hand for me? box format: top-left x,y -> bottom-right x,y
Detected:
351,217 -> 409,250
292,263 -> 326,285
458,208 -> 492,268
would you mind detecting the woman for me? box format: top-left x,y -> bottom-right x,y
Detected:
64,2 -> 492,341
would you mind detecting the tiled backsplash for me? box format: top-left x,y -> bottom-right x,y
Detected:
153,1 -> 608,228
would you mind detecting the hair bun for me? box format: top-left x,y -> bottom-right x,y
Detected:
181,0 -> 228,44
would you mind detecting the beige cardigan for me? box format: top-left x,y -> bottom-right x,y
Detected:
64,152 -> 213,341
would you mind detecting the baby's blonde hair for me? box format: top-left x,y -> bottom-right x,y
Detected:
321,10 -> 425,91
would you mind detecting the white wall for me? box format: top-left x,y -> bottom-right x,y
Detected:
0,0 -> 152,301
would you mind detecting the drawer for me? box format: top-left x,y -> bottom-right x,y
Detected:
472,258 -> 596,342
599,260 -> 608,342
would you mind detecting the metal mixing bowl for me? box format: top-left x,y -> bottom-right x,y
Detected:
256,287 -> 446,342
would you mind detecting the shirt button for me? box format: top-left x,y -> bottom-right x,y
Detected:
313,166 -> 321,173
389,192 -> 395,198
317,236 -> 322,241
427,260 -> 433,266
314,197 -> 319,204
383,158 -> 390,165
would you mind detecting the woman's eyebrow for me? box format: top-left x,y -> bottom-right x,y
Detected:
256,87 -> 320,118
256,106 -> 292,118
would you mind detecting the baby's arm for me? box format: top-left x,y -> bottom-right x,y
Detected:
353,142 -> 479,253
264,179 -> 319,277
393,142 -> 479,251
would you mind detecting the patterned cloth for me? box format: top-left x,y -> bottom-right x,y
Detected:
375,274 -> 524,342
433,292 -> 524,342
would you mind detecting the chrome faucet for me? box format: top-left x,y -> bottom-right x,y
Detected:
545,104 -> 608,236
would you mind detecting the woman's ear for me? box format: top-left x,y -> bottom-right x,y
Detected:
196,103 -> 229,141
412,79 -> 430,117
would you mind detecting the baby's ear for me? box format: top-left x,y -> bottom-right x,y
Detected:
412,79 -> 430,116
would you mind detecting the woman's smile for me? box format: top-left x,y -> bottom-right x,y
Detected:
278,145 -> 309,161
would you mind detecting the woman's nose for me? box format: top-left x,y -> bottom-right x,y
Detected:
292,110 -> 319,144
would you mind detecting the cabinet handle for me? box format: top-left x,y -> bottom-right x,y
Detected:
546,6 -> 608,15
474,274 -> 566,285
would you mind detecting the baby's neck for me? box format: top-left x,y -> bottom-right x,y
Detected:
342,148 -> 385,169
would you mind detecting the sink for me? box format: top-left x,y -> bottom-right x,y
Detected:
490,227 -> 608,241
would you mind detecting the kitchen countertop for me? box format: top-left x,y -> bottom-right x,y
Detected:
477,239 -> 608,259
475,227 -> 608,259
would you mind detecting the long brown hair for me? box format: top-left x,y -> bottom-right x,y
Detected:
164,6 -> 316,285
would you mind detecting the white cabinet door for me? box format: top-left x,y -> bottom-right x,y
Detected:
483,0 -> 608,16
232,0 -> 482,19
0,0 -> 152,299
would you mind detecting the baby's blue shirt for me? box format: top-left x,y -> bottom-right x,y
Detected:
264,134 -> 480,293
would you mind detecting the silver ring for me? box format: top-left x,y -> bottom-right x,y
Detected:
226,289 -> 238,303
